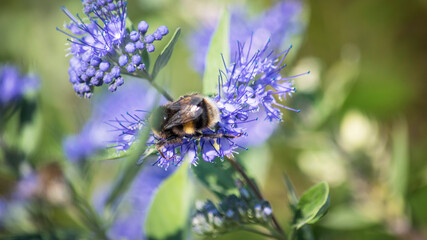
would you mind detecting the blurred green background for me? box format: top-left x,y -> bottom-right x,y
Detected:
1,0 -> 427,239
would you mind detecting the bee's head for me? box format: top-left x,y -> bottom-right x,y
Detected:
149,106 -> 167,135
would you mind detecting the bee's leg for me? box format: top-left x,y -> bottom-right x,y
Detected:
156,137 -> 179,160
199,132 -> 244,139
155,141 -> 169,160
224,132 -> 244,138
193,131 -> 204,139
193,129 -> 243,139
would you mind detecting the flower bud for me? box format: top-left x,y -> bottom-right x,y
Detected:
138,21 -> 149,33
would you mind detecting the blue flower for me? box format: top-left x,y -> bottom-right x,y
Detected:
111,39 -> 307,168
12,170 -> 39,202
0,65 -> 39,108
185,1 -> 306,148
187,0 -> 303,73
0,199 -> 7,227
58,0 -> 169,98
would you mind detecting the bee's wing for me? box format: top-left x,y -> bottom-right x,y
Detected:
165,94 -> 203,111
163,104 -> 203,129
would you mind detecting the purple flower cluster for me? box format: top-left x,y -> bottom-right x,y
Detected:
82,0 -> 124,15
58,0 -> 169,98
0,65 -> 39,107
110,104 -> 221,168
187,0 -> 303,73
111,40 -> 307,168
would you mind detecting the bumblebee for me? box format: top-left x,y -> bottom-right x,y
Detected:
150,93 -> 241,159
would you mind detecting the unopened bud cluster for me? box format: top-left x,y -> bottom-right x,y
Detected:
59,0 -> 169,98
192,187 -> 273,236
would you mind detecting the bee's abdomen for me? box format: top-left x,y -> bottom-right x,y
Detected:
203,98 -> 220,128
183,121 -> 196,134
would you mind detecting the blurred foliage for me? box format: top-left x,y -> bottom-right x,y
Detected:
0,0 -> 427,239
146,160 -> 192,240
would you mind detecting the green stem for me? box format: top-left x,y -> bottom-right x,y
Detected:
289,228 -> 296,240
226,155 -> 287,239
74,201 -> 108,240
0,134 -> 7,153
68,182 -> 109,240
122,71 -> 174,102
104,126 -> 152,208
150,80 -> 174,102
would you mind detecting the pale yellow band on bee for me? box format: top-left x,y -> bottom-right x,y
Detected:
183,121 -> 196,134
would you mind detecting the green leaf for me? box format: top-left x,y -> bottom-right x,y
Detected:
90,144 -> 133,162
202,9 -> 230,96
137,145 -> 158,165
294,182 -> 330,229
283,174 -> 299,209
19,98 -> 42,157
125,17 -> 136,32
141,49 -> 151,72
145,160 -> 193,240
151,28 -> 181,79
284,175 -> 316,240
192,158 -> 238,198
